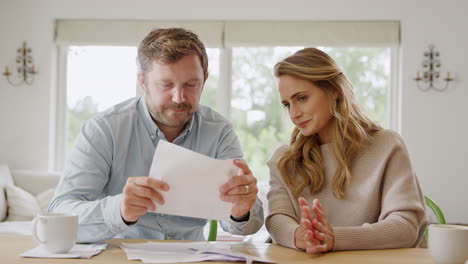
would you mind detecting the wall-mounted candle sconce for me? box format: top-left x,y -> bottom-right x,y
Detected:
2,42 -> 37,86
414,44 -> 453,92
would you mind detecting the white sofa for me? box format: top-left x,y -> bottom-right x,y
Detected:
0,165 -> 60,234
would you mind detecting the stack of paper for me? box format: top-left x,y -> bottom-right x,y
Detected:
121,242 -> 275,264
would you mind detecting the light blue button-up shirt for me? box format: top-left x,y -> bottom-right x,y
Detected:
49,96 -> 264,243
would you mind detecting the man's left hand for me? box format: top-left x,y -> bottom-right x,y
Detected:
219,159 -> 258,219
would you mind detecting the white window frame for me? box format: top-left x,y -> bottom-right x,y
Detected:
389,45 -> 401,133
50,47 -> 68,171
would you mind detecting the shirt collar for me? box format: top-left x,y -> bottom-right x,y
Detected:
182,112 -> 196,135
138,95 -> 197,141
169,110 -> 196,141
138,95 -> 158,139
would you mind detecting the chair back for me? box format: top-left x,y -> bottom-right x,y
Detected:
208,220 -> 217,241
424,196 -> 446,241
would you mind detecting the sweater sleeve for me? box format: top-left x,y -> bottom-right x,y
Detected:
265,146 -> 301,249
333,133 -> 428,251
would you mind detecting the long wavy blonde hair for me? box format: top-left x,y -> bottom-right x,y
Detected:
274,48 -> 381,198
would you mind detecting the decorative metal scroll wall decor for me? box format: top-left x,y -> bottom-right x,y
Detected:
2,42 -> 37,86
413,45 -> 453,92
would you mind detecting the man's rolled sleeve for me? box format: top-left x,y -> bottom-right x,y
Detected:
220,197 -> 264,235
103,194 -> 133,234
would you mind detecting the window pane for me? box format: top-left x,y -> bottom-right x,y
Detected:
66,46 -> 137,152
231,47 -> 301,182
200,48 -> 219,109
320,47 -> 391,128
231,47 -> 391,184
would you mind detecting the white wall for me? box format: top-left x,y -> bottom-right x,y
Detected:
1,0 -> 467,223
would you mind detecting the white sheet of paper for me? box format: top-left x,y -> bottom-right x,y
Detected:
148,140 -> 237,221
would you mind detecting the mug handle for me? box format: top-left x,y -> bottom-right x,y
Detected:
32,216 -> 47,244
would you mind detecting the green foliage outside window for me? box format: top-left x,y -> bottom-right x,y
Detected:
323,47 -> 390,128
200,49 -> 219,108
229,47 -> 390,182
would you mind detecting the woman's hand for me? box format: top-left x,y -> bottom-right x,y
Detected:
295,197 -> 335,254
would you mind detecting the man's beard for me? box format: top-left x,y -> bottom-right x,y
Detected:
151,103 -> 194,128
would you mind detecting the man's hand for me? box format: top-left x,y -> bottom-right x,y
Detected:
121,177 -> 169,223
219,159 -> 258,220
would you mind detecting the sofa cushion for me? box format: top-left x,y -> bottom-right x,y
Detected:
0,187 -> 6,222
5,185 -> 55,221
0,165 -> 14,186
11,170 -> 60,196
0,165 -> 14,221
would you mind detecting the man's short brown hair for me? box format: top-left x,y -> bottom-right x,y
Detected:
137,28 -> 208,79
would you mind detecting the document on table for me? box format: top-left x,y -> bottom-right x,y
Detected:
121,242 -> 275,264
148,140 -> 238,221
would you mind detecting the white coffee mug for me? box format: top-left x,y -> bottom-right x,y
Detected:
32,213 -> 78,253
428,224 -> 468,264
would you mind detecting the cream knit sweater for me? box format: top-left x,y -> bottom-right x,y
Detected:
265,129 -> 428,251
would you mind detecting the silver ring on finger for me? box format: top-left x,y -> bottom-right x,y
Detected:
244,185 -> 250,194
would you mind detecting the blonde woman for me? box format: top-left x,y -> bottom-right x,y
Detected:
265,48 -> 427,254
